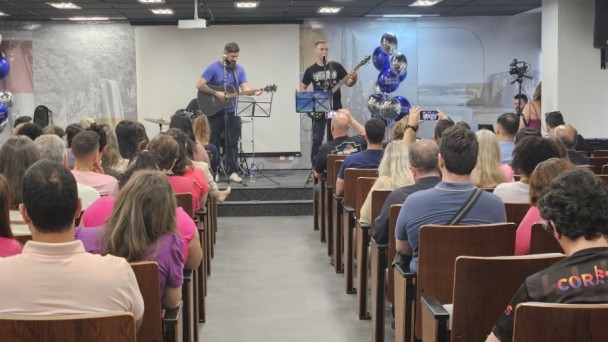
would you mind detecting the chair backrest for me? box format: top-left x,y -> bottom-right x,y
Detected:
529,223 -> 563,254
0,312 -> 136,341
355,177 -> 377,219
513,302 -> 608,341
602,164 -> 608,174
589,156 -> 608,174
326,154 -> 346,187
504,202 -> 529,227
415,223 -> 517,339
130,262 -> 163,342
594,150 -> 608,158
330,160 -> 344,191
370,190 -> 391,230
343,168 -> 378,208
387,204 -> 403,303
451,254 -> 564,341
176,193 -> 194,219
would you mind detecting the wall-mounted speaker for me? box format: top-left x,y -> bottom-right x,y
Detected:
594,0 -> 608,48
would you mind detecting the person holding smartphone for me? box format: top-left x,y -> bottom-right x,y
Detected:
402,106 -> 453,146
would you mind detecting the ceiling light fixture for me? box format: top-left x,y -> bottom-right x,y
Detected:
234,2 -> 259,8
150,8 -> 174,15
409,0 -> 442,7
138,0 -> 166,3
47,2 -> 82,9
318,7 -> 342,14
68,16 -> 110,21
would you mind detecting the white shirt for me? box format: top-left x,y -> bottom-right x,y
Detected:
493,181 -> 530,203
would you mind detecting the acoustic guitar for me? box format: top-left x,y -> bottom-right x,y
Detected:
197,84 -> 277,117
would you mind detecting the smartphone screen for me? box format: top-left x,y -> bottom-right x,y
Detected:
325,111 -> 338,119
420,110 -> 439,121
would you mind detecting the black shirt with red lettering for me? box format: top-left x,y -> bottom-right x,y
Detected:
492,247 -> 608,341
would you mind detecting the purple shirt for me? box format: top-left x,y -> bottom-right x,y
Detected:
75,227 -> 184,299
201,61 -> 248,112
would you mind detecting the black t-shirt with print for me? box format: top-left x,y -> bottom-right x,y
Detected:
313,135 -> 366,174
492,247 -> 608,342
301,62 -> 348,110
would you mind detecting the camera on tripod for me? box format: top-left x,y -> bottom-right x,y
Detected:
509,59 -> 529,77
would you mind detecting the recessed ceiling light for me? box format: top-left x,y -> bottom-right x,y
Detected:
409,0 -> 442,6
47,2 -> 82,9
235,2 -> 259,8
138,0 -> 166,3
150,8 -> 174,15
68,16 -> 110,21
0,11 -> 8,16
318,7 -> 342,14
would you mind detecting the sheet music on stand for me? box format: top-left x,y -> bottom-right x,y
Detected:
237,94 -> 277,185
295,91 -> 332,113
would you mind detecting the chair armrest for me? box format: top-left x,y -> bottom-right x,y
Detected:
370,238 -> 388,250
162,302 -> 183,342
357,222 -> 371,230
183,269 -> 193,282
421,296 -> 450,342
343,205 -> 355,213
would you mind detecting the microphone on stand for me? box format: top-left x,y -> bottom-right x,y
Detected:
322,54 -> 326,66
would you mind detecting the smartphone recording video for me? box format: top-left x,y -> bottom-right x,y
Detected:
325,111 -> 338,119
419,110 -> 439,121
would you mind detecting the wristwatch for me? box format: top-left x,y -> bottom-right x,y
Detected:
405,124 -> 419,132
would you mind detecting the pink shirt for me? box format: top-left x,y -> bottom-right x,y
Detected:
168,175 -> 201,212
515,206 -> 543,255
501,164 -> 515,182
0,237 -> 22,257
71,170 -> 119,197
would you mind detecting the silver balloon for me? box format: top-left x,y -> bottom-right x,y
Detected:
0,33 -> 2,45
0,90 -> 13,108
379,98 -> 400,120
373,82 -> 381,94
367,94 -> 384,114
380,32 -> 398,55
390,53 -> 408,76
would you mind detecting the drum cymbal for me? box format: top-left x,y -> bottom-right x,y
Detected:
145,118 -> 169,125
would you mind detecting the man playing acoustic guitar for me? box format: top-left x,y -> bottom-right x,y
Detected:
196,42 -> 262,183
300,40 -> 358,167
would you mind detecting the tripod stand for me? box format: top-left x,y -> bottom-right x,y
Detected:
237,95 -> 277,185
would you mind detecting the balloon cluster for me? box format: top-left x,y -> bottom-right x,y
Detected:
0,34 -> 12,132
367,33 -> 410,124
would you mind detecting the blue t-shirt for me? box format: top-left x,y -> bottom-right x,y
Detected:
500,141 -> 515,165
201,61 -> 248,112
395,181 -> 506,273
337,149 -> 384,179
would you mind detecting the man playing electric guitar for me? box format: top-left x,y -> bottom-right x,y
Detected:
196,42 -> 262,183
300,40 -> 358,167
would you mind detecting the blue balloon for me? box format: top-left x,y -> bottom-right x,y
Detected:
398,70 -> 408,82
0,102 -> 8,124
377,69 -> 400,93
393,96 -> 411,122
372,46 -> 390,72
0,56 -> 9,81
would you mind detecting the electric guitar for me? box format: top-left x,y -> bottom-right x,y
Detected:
197,84 -> 277,117
307,55 -> 371,120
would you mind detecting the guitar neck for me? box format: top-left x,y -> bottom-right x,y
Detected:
227,89 -> 259,99
331,63 -> 365,93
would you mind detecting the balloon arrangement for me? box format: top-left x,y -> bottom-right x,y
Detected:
367,32 -> 410,125
0,34 -> 12,133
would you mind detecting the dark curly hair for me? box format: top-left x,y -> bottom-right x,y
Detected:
439,125 -> 478,175
539,168 -> 608,240
511,136 -> 562,177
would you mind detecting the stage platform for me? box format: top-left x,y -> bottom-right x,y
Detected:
215,169 -> 313,217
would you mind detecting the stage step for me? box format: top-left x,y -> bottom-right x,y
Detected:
218,185 -> 312,217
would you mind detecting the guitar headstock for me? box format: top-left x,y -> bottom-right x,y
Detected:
360,55 -> 371,67
263,84 -> 278,92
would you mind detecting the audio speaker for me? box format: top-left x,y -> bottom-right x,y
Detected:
594,0 -> 608,48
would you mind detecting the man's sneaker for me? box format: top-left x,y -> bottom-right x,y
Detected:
229,172 -> 243,183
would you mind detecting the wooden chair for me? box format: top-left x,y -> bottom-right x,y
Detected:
513,303 -> 608,341
421,254 -> 565,342
371,204 -> 401,342
602,164 -> 608,174
326,155 -> 346,257
130,262 -> 182,342
14,234 -> 32,246
529,223 -> 563,254
331,159 -> 345,272
342,168 -> 378,294
395,223 -> 517,342
312,171 -> 321,233
593,149 -> 608,157
356,188 -> 390,320
0,312 -> 136,341
504,202 -> 529,227
598,174 -> 608,185
588,156 -> 608,174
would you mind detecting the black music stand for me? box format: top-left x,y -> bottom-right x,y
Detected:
237,93 -> 277,185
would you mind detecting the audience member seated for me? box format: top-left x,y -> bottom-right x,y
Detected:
76,170 -> 184,309
15,123 -> 43,141
472,129 -> 510,189
134,121 -> 150,151
335,118 -> 386,195
372,140 -> 441,245
194,115 -> 220,174
148,134 -> 204,212
115,120 -> 138,173
545,111 -> 592,153
0,174 -> 22,257
65,123 -> 83,169
0,160 -> 144,325
34,134 -> 100,210
359,141 -> 414,225
13,115 -> 32,127
0,136 -> 40,237
86,123 -> 120,179
496,113 -> 518,164
170,110 -> 209,165
401,106 -> 453,147
486,169 -> 608,342
42,125 -> 65,140
396,126 -> 506,273
100,123 -> 129,174
554,124 -> 589,166
515,158 -> 575,255
494,136 -> 562,203
70,131 -> 119,197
